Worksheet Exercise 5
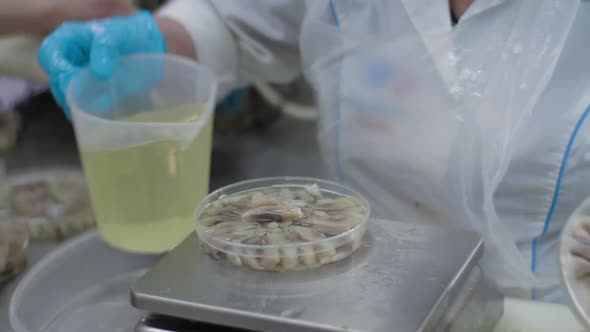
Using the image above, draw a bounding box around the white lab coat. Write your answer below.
[159,0,305,98]
[159,0,590,303]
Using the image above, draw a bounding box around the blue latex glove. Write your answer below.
[38,11,166,117]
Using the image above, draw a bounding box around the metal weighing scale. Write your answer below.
[131,219,504,332]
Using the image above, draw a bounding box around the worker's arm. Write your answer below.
[0,0,133,36]
[37,0,306,114]
[0,0,49,35]
[157,0,306,97]
[154,17,197,60]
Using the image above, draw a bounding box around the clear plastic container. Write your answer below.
[195,177,370,271]
[9,230,159,332]
[0,221,28,285]
[2,169,95,241]
[67,54,217,253]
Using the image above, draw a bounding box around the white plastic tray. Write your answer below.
[9,230,159,332]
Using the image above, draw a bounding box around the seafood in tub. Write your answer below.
[0,222,28,285]
[2,170,95,241]
[0,111,19,153]
[195,179,369,272]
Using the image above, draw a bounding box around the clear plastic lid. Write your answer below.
[1,169,95,241]
[195,177,370,271]
[0,221,28,285]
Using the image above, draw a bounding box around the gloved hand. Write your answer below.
[38,10,166,117]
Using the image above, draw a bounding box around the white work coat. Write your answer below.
[159,0,590,303]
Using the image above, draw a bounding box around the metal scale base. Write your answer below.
[131,219,504,332]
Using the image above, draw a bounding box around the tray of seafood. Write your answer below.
[0,169,95,241]
[0,221,28,285]
[195,177,369,272]
[0,111,19,153]
[560,196,590,330]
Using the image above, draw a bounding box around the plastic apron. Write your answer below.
[301,0,589,302]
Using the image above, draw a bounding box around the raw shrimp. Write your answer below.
[197,183,368,271]
[5,171,95,240]
[0,223,28,285]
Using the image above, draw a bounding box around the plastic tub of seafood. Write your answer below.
[0,111,19,152]
[1,169,95,241]
[195,177,370,271]
[560,197,590,330]
[0,221,28,285]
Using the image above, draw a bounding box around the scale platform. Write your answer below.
[131,218,503,332]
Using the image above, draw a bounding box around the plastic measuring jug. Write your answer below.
[67,54,217,253]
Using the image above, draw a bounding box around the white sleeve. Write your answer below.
[158,0,306,96]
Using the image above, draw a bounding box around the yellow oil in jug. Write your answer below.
[80,104,213,253]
